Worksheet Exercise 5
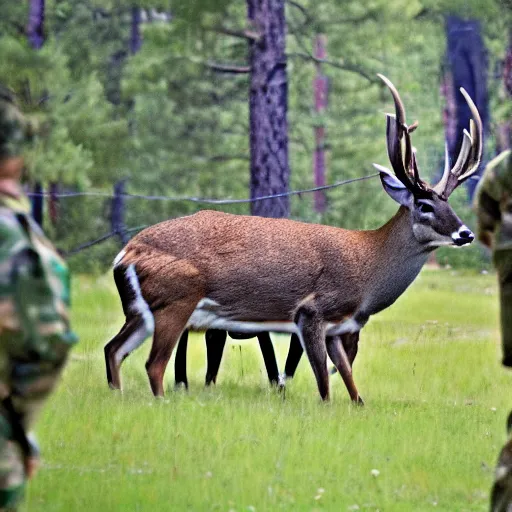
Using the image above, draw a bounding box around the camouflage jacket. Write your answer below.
[0,194,77,362]
[474,151,512,252]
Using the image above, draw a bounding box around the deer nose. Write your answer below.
[452,225,474,246]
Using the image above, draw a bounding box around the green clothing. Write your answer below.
[477,152,512,512]
[491,435,512,512]
[0,193,77,509]
[474,150,512,252]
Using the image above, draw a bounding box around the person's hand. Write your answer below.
[24,434,40,479]
[24,454,40,479]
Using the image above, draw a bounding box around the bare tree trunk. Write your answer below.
[27,0,45,49]
[313,34,328,213]
[445,16,489,199]
[27,0,46,225]
[247,0,290,218]
[130,6,142,55]
[497,29,512,152]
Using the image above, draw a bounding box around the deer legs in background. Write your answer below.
[174,329,280,390]
[174,328,362,403]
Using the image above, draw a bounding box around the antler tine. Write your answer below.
[434,88,483,198]
[411,147,421,185]
[379,74,420,191]
[377,73,406,129]
[385,114,415,190]
[433,142,452,195]
[457,88,483,180]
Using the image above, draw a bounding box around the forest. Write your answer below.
[1,0,511,271]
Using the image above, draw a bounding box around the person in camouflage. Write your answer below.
[474,149,512,512]
[0,86,77,510]
[475,149,512,366]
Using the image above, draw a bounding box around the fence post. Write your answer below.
[31,182,44,227]
[111,180,128,245]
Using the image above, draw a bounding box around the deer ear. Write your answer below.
[373,164,413,207]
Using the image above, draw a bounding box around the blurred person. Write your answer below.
[474,149,512,512]
[475,149,512,366]
[0,86,77,510]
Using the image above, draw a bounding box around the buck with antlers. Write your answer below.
[105,74,482,402]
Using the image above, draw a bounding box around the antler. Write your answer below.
[377,74,429,195]
[433,88,483,198]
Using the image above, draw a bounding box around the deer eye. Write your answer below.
[417,201,435,214]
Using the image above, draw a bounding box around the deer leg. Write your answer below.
[326,335,363,404]
[256,332,279,386]
[282,333,304,383]
[174,330,189,389]
[295,306,329,401]
[329,332,360,375]
[105,263,155,390]
[205,329,227,386]
[145,302,197,397]
[105,314,154,391]
[343,332,359,366]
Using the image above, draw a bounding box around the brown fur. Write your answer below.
[109,195,470,401]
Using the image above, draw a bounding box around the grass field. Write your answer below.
[21,269,511,511]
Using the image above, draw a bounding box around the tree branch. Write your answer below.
[287,0,308,16]
[288,52,375,83]
[206,25,262,42]
[205,62,251,74]
[209,154,249,162]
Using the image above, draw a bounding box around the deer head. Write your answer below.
[374,74,482,249]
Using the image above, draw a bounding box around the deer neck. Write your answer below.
[359,206,431,315]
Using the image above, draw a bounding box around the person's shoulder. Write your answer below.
[477,150,511,198]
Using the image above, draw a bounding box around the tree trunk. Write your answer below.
[31,182,44,227]
[445,16,489,199]
[497,29,512,152]
[130,7,142,55]
[313,34,328,213]
[27,0,45,49]
[247,0,290,218]
[27,1,46,225]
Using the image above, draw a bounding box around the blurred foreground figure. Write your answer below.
[475,150,512,365]
[474,150,512,512]
[0,87,77,510]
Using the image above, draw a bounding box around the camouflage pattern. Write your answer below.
[0,88,33,161]
[475,152,512,511]
[0,194,77,509]
[474,150,512,252]
[491,413,512,512]
[474,151,512,366]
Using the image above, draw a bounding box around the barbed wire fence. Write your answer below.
[27,172,382,258]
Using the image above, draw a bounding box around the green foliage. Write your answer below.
[0,0,509,272]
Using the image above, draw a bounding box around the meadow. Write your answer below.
[23,269,511,511]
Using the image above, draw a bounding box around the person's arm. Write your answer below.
[475,189,500,248]
[474,150,512,249]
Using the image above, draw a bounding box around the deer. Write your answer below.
[173,329,356,392]
[104,74,482,402]
[173,329,283,388]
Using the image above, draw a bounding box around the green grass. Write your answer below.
[22,269,511,511]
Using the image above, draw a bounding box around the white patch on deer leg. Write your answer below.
[114,323,151,366]
[188,300,301,335]
[327,317,361,336]
[126,265,155,332]
[278,373,287,387]
[115,265,155,365]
